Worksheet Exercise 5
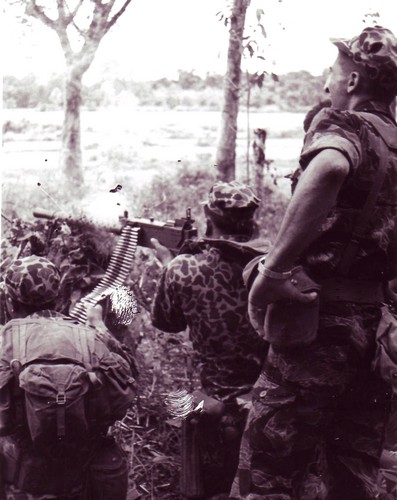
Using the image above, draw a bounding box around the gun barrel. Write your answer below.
[33,209,198,250]
[32,208,64,220]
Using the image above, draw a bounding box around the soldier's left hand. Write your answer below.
[248,274,317,334]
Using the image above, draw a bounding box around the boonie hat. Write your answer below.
[5,255,61,305]
[330,26,397,95]
[204,180,260,216]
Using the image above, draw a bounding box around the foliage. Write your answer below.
[1,163,286,498]
[3,70,326,112]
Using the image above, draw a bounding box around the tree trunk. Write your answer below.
[216,0,249,181]
[61,67,84,187]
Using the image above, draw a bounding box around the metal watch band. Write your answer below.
[257,259,293,280]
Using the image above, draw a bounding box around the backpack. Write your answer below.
[0,317,136,450]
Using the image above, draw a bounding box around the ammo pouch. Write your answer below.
[243,260,321,349]
[264,266,321,349]
[372,305,397,391]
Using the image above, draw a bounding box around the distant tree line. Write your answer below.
[3,69,326,112]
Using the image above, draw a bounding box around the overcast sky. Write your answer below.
[3,0,397,82]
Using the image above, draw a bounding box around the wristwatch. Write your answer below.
[257,257,293,280]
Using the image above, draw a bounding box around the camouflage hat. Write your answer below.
[5,256,61,305]
[204,180,260,216]
[330,26,397,95]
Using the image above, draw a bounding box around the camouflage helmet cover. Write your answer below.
[5,255,61,305]
[204,180,260,217]
[330,26,397,95]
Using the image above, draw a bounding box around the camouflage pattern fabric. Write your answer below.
[230,303,391,500]
[152,245,268,401]
[230,101,397,499]
[4,256,61,305]
[204,180,260,216]
[331,26,397,95]
[297,100,397,281]
[152,243,268,497]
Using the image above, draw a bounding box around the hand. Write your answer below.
[248,274,317,334]
[151,238,173,265]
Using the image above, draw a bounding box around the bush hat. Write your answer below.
[204,180,260,216]
[5,255,61,305]
[331,26,397,95]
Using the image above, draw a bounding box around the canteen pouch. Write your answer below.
[372,305,397,391]
[264,265,321,348]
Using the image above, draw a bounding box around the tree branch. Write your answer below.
[106,0,133,32]
[63,0,85,26]
[26,0,56,29]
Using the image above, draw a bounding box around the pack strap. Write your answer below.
[56,383,66,439]
[337,123,390,276]
[71,327,93,370]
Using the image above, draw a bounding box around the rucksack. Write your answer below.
[0,317,136,450]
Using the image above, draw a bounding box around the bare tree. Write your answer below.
[216,0,250,181]
[21,0,132,186]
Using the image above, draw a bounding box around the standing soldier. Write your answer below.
[231,26,397,499]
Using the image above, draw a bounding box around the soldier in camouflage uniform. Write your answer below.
[151,181,269,498]
[231,26,397,499]
[0,256,132,500]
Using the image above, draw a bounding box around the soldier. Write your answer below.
[151,181,269,499]
[0,255,135,500]
[231,26,397,499]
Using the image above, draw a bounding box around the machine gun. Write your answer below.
[33,208,198,324]
[32,208,198,253]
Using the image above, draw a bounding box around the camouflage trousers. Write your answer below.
[230,303,392,500]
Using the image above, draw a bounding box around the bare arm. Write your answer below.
[265,149,350,272]
[248,149,350,331]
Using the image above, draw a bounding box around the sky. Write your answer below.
[2,0,397,83]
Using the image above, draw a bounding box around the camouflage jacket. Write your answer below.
[296,100,397,280]
[151,242,268,401]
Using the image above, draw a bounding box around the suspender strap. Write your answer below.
[337,125,390,276]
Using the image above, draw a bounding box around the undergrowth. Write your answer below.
[1,165,287,499]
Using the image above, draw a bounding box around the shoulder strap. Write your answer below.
[337,118,391,276]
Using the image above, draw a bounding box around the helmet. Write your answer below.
[5,255,61,305]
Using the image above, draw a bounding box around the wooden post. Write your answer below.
[252,128,267,199]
